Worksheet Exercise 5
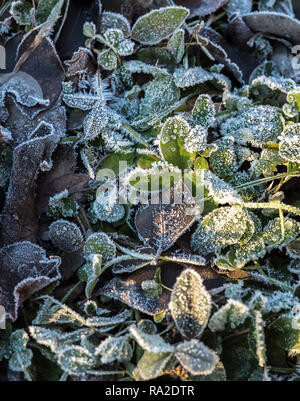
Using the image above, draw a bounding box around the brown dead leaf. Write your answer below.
[0,241,61,321]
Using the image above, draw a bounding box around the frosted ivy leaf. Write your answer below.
[220,105,283,147]
[210,137,236,178]
[48,190,79,218]
[160,116,195,169]
[170,269,211,339]
[249,310,266,367]
[184,125,208,153]
[192,94,216,129]
[57,345,96,375]
[208,300,249,332]
[95,335,132,364]
[140,75,180,118]
[173,67,213,88]
[203,170,243,205]
[129,325,175,353]
[167,29,185,64]
[83,102,109,139]
[226,0,253,17]
[9,349,33,373]
[258,0,294,17]
[100,11,131,37]
[278,124,300,163]
[10,330,29,352]
[10,1,32,25]
[63,92,98,111]
[98,50,118,71]
[84,232,116,264]
[136,351,172,381]
[132,7,189,45]
[263,217,300,247]
[175,340,218,376]
[49,220,83,253]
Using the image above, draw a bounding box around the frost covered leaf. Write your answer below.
[48,190,79,218]
[160,117,195,169]
[263,217,300,247]
[49,220,83,253]
[10,1,32,25]
[269,316,300,356]
[192,94,215,129]
[83,232,116,264]
[0,242,61,321]
[175,0,228,18]
[131,7,189,45]
[203,170,243,205]
[167,29,185,64]
[173,67,213,88]
[258,0,294,16]
[278,124,300,163]
[0,133,62,245]
[136,351,172,381]
[10,330,29,352]
[135,191,197,252]
[83,102,109,140]
[63,92,98,111]
[57,345,96,375]
[95,335,132,364]
[98,49,118,70]
[140,75,180,118]
[175,340,218,376]
[209,300,249,332]
[220,105,283,147]
[129,325,175,353]
[170,269,211,339]
[9,349,33,373]
[248,310,266,367]
[226,0,253,17]
[243,12,300,44]
[209,137,236,178]
[100,11,131,37]
[191,206,252,256]
[93,186,125,223]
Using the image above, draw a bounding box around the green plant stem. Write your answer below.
[235,172,300,190]
[243,202,300,217]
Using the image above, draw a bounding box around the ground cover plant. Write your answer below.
[0,0,300,381]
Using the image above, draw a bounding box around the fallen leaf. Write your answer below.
[99,263,224,316]
[0,241,61,321]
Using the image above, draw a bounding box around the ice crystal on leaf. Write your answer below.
[49,220,83,253]
[129,325,175,353]
[100,11,131,37]
[131,7,189,45]
[192,94,216,129]
[278,124,300,163]
[220,105,283,147]
[170,269,211,339]
[173,67,213,88]
[57,345,96,376]
[167,29,185,64]
[95,335,133,364]
[203,170,243,205]
[209,136,236,178]
[48,190,79,218]
[175,340,219,376]
[263,217,300,248]
[83,102,109,140]
[83,232,116,264]
[226,0,253,17]
[208,300,249,332]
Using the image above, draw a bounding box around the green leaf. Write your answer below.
[167,29,185,64]
[209,300,249,332]
[192,94,215,129]
[84,233,116,264]
[132,7,189,45]
[160,116,195,169]
[57,345,95,375]
[9,349,33,372]
[98,49,118,70]
[100,11,131,37]
[136,351,172,380]
[95,335,132,364]
[129,325,174,353]
[104,28,124,46]
[278,124,300,163]
[175,340,218,376]
[170,269,211,339]
[10,1,32,25]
